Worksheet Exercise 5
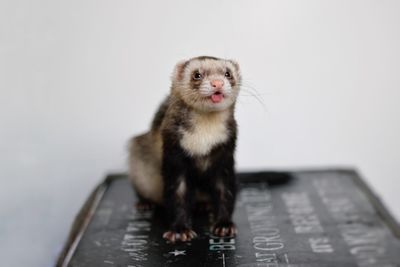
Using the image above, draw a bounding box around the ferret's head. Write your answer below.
[171,56,241,112]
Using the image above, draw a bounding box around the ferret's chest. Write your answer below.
[179,112,230,156]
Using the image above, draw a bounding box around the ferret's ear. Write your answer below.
[229,59,240,72]
[171,60,187,82]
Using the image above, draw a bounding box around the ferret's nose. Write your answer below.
[211,79,224,90]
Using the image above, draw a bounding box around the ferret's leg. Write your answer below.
[162,176,197,243]
[210,165,237,237]
[161,142,197,243]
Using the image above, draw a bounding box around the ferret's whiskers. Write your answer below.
[237,84,267,111]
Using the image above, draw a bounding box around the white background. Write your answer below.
[1,1,399,266]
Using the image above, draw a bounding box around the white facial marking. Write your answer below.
[174,58,240,112]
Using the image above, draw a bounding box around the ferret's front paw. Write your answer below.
[163,229,198,243]
[212,221,237,237]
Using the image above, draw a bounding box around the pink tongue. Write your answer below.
[211,94,223,103]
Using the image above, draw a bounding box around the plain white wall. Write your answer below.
[1,1,399,266]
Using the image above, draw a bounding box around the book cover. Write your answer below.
[58,170,400,267]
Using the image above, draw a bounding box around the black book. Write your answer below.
[57,169,400,267]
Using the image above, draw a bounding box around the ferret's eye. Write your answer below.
[225,71,232,79]
[193,71,202,80]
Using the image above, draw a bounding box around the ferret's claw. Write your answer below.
[163,229,198,243]
[212,222,237,237]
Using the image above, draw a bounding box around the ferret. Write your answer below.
[128,56,241,243]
